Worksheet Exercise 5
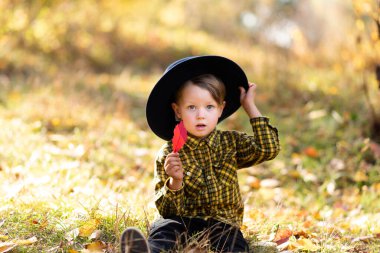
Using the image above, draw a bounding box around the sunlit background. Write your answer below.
[0,0,379,252]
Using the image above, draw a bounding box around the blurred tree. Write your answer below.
[352,0,380,141]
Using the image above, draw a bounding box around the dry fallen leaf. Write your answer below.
[354,170,368,182]
[0,234,8,241]
[13,236,38,246]
[293,229,311,239]
[303,146,319,158]
[276,239,290,251]
[282,237,319,252]
[308,109,326,120]
[85,240,107,252]
[246,176,261,189]
[373,183,380,193]
[0,236,37,253]
[351,235,377,244]
[302,220,314,228]
[65,228,80,241]
[246,209,267,221]
[0,242,16,253]
[312,211,322,220]
[89,230,102,240]
[260,178,280,188]
[294,238,319,251]
[79,219,100,237]
[271,228,293,245]
[47,246,60,252]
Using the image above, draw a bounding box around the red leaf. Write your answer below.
[172,121,187,153]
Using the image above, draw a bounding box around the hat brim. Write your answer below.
[146,55,248,141]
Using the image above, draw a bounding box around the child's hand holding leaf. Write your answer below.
[164,153,184,190]
[164,121,187,190]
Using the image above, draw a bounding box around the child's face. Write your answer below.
[171,84,225,138]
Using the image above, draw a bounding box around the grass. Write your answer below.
[0,75,158,252]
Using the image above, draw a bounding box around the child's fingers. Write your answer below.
[172,165,182,172]
[246,83,257,99]
[174,167,183,174]
[166,154,180,161]
[165,153,180,164]
[165,159,181,169]
[248,82,257,90]
[164,154,183,176]
[168,165,183,179]
[239,86,246,101]
[167,152,180,157]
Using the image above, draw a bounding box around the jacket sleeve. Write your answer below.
[153,143,185,217]
[234,117,280,168]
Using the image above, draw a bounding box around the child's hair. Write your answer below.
[174,74,226,105]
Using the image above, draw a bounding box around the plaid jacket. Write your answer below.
[153,117,280,226]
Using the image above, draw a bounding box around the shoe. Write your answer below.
[120,227,151,253]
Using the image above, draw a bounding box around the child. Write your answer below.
[121,55,280,253]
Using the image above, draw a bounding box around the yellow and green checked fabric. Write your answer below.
[153,117,280,226]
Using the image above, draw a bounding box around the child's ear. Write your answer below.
[218,101,226,118]
[171,103,181,120]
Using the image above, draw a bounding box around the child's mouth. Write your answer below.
[196,124,206,130]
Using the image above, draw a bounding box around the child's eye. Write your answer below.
[187,105,196,110]
[206,105,215,110]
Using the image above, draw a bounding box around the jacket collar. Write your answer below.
[185,129,220,151]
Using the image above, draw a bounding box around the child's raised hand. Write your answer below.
[239,82,262,118]
[239,82,256,107]
[164,152,184,181]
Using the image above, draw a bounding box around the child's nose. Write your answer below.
[196,108,205,119]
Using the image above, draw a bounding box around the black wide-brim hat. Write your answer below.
[146,55,249,141]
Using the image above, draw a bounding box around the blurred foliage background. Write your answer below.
[1,0,379,178]
[0,0,380,252]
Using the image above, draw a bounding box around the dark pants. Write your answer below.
[147,216,249,253]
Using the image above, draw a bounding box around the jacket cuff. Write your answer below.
[250,117,269,126]
[164,177,184,193]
